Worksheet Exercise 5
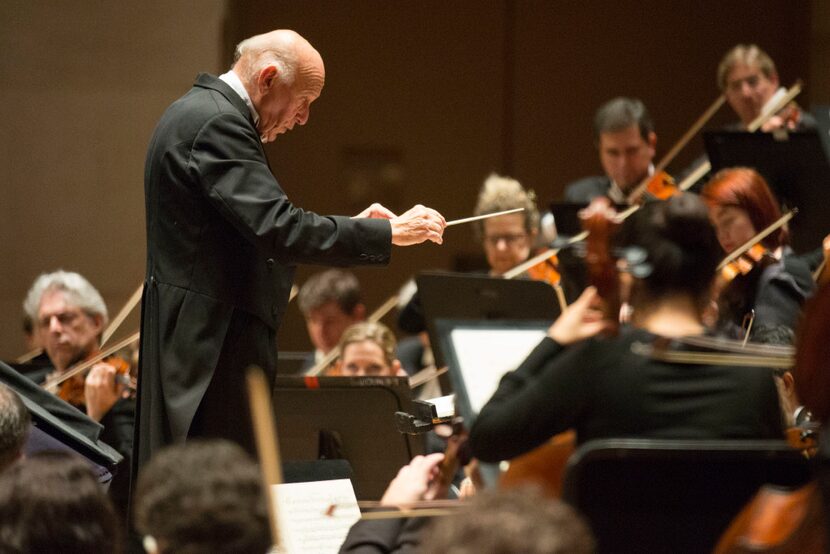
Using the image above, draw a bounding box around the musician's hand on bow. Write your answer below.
[84,362,125,422]
[390,204,446,246]
[353,202,397,220]
[548,286,612,345]
[379,453,446,507]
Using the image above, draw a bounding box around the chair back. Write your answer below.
[561,438,812,554]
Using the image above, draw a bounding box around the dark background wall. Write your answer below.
[1,0,826,359]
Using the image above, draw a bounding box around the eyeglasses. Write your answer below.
[483,233,528,247]
[37,310,84,330]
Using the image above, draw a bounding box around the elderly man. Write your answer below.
[563,97,657,205]
[718,44,815,132]
[139,30,446,469]
[297,269,366,371]
[22,271,134,460]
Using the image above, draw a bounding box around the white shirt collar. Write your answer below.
[609,164,655,204]
[218,70,260,125]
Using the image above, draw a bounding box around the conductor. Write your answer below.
[137,29,446,470]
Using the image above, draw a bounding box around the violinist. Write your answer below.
[563,97,657,205]
[469,194,784,463]
[396,173,541,376]
[718,44,815,133]
[297,269,366,373]
[22,271,135,461]
[701,167,815,337]
[474,173,541,275]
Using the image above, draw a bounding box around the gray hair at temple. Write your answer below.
[473,173,540,240]
[232,30,299,86]
[717,44,778,91]
[298,269,362,316]
[0,383,30,472]
[22,270,108,326]
[593,97,654,143]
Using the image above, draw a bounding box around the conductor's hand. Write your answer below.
[390,204,446,246]
[380,453,446,507]
[84,362,126,422]
[353,202,398,220]
[548,286,612,345]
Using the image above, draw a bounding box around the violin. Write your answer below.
[42,331,139,405]
[525,254,562,287]
[54,353,133,407]
[713,210,797,332]
[640,171,679,201]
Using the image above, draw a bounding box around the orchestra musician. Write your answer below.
[297,270,366,372]
[474,173,541,276]
[700,167,815,337]
[468,194,784,463]
[395,173,541,380]
[718,44,816,132]
[331,321,407,378]
[563,97,657,205]
[22,271,134,459]
[138,29,446,473]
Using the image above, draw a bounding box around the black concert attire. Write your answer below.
[469,327,784,463]
[719,250,815,339]
[138,72,391,471]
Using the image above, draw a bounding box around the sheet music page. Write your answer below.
[270,479,360,554]
[450,328,547,414]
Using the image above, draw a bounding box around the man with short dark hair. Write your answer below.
[298,269,366,371]
[564,97,657,205]
[0,384,30,472]
[134,440,269,554]
[718,44,815,132]
[0,451,123,553]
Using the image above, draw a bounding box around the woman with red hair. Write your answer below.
[701,167,814,337]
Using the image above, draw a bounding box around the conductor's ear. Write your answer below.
[258,65,278,93]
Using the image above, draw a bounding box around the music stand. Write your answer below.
[433,318,550,426]
[811,105,830,161]
[433,318,551,488]
[271,375,423,500]
[416,272,560,374]
[0,361,123,484]
[704,130,830,254]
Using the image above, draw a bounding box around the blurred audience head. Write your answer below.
[0,451,121,554]
[134,439,270,554]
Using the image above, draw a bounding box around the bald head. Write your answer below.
[232,30,325,142]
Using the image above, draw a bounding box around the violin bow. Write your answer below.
[627,94,726,204]
[246,366,284,549]
[717,209,797,271]
[630,341,793,368]
[101,283,144,346]
[41,331,140,393]
[677,81,804,193]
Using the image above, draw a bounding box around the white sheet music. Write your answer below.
[270,479,360,554]
[450,328,547,414]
